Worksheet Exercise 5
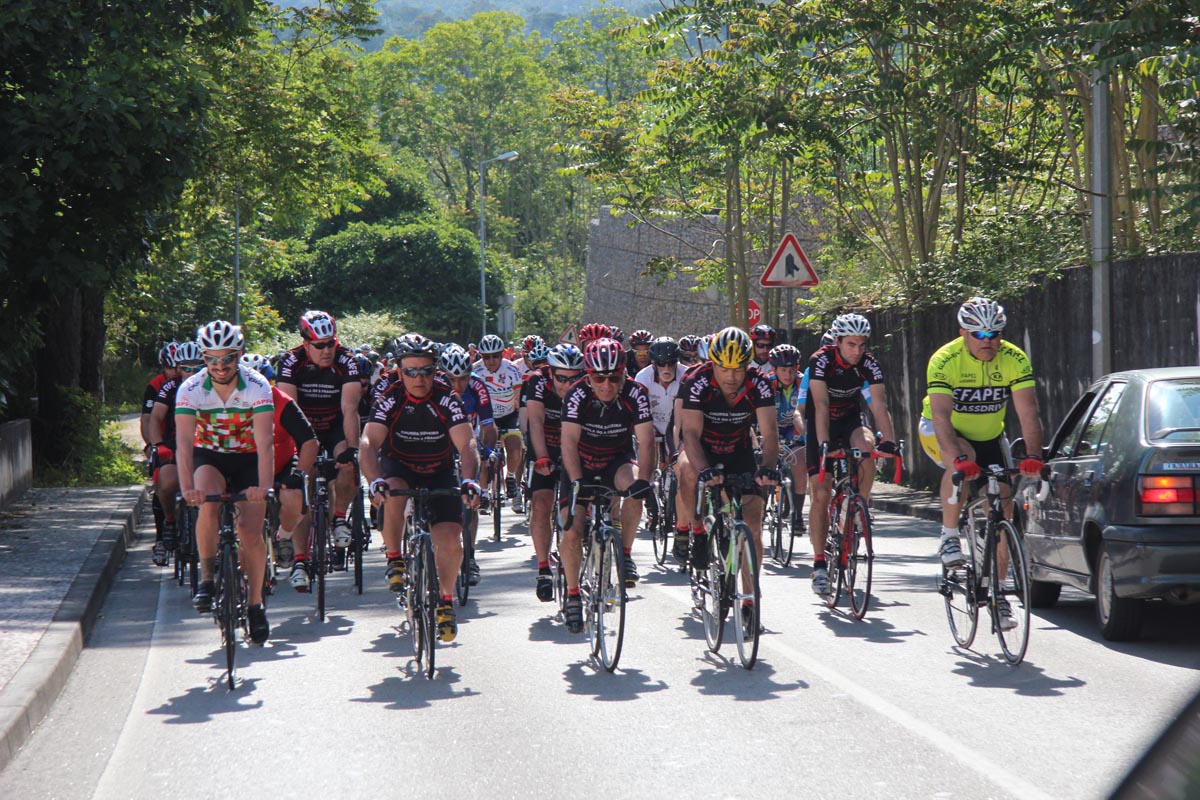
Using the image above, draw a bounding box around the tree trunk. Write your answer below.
[35,288,90,469]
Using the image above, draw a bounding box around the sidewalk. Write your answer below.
[869,480,943,523]
[0,485,146,772]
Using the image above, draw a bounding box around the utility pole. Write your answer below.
[1091,65,1112,379]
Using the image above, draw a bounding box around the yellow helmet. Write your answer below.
[709,326,753,369]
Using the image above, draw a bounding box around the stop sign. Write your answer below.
[747,299,762,330]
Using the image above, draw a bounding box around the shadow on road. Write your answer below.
[816,605,925,645]
[948,648,1087,696]
[353,668,480,709]
[691,656,807,699]
[528,616,576,645]
[268,612,355,646]
[146,677,264,723]
[561,662,668,700]
[1036,596,1200,669]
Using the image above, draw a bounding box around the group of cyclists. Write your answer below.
[140,294,1045,652]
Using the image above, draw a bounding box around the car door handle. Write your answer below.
[1083,470,1095,488]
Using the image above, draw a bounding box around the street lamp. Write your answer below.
[479,150,519,337]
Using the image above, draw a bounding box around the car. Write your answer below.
[1019,367,1200,641]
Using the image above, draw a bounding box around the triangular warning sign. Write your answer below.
[559,324,578,345]
[760,233,818,288]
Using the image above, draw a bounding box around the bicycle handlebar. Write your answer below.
[948,465,1042,505]
[563,482,629,530]
[817,442,905,485]
[692,467,757,516]
[201,491,274,503]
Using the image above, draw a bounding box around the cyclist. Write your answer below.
[276,310,362,566]
[627,329,654,377]
[678,335,702,368]
[517,334,545,378]
[805,313,898,597]
[677,327,779,606]
[440,343,496,585]
[526,343,585,601]
[920,297,1044,628]
[578,322,612,347]
[175,321,274,644]
[750,324,776,380]
[632,336,687,559]
[362,334,481,643]
[146,342,203,565]
[560,338,656,631]
[770,343,808,531]
[141,342,179,456]
[474,334,525,513]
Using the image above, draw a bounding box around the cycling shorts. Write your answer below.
[273,455,299,489]
[529,461,562,493]
[806,413,868,477]
[703,448,761,497]
[316,425,346,456]
[193,448,259,493]
[572,453,634,503]
[918,416,1011,472]
[495,411,521,438]
[379,457,463,526]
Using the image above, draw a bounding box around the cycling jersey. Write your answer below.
[921,337,1035,441]
[153,377,184,446]
[752,359,776,381]
[276,344,361,435]
[772,377,804,443]
[142,372,170,416]
[175,367,274,453]
[562,379,652,471]
[439,373,495,431]
[633,365,680,437]
[803,344,884,424]
[354,354,374,418]
[473,358,523,418]
[369,382,469,475]
[270,385,316,476]
[679,362,773,457]
[372,369,398,407]
[527,371,572,459]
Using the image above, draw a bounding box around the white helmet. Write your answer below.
[196,320,244,351]
[240,353,270,372]
[957,297,1007,332]
[439,345,472,377]
[830,313,871,338]
[478,334,505,355]
[300,310,337,341]
[174,342,203,364]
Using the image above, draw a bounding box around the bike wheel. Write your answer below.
[582,536,601,656]
[993,519,1031,665]
[824,507,843,610]
[942,516,979,648]
[422,536,438,678]
[701,530,725,653]
[492,468,502,542]
[845,497,874,620]
[732,525,761,669]
[457,509,474,606]
[352,486,366,595]
[596,532,626,672]
[313,504,328,622]
[651,481,670,567]
[219,542,238,690]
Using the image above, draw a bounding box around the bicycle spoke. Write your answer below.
[846,497,874,620]
[596,534,626,672]
[732,527,760,669]
[993,520,1031,665]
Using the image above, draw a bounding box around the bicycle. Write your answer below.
[202,492,265,690]
[817,442,901,620]
[454,456,477,606]
[648,445,678,568]
[382,486,463,679]
[765,444,799,567]
[308,451,341,622]
[691,470,761,669]
[350,469,367,595]
[565,482,628,673]
[939,466,1034,665]
[484,448,506,542]
[173,492,199,594]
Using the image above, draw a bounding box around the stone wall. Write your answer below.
[0,420,32,508]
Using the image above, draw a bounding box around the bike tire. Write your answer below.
[408,545,425,665]
[492,467,502,542]
[846,497,874,620]
[352,486,366,595]
[824,505,844,610]
[732,525,760,669]
[701,529,725,653]
[596,532,626,672]
[219,541,238,690]
[943,512,979,647]
[993,519,1031,665]
[651,477,670,566]
[457,508,474,606]
[768,489,785,566]
[778,479,794,568]
[422,536,438,678]
[313,502,327,623]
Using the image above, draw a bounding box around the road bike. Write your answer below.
[454,456,476,606]
[939,466,1034,665]
[765,444,801,567]
[308,451,344,622]
[202,492,262,690]
[173,492,199,594]
[691,471,761,669]
[565,482,628,673]
[817,442,902,620]
[483,448,506,542]
[648,444,677,568]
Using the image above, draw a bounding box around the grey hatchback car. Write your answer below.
[1020,367,1200,641]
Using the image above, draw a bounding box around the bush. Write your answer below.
[35,389,142,487]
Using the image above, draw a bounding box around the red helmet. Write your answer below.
[521,334,545,354]
[579,322,612,344]
[629,329,653,346]
[583,338,625,373]
[300,310,337,341]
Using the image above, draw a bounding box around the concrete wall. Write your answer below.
[0,419,33,508]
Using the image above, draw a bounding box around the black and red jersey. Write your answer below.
[679,362,774,457]
[520,365,549,407]
[153,377,182,444]
[276,344,361,435]
[369,382,469,475]
[803,344,884,423]
[562,378,651,471]
[527,371,580,458]
[143,372,170,415]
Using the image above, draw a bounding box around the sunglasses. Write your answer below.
[306,338,337,350]
[553,372,582,383]
[482,354,503,360]
[679,354,698,363]
[179,364,202,373]
[970,330,1001,341]
[653,359,678,368]
[590,373,622,384]
[203,354,238,367]
[402,366,437,378]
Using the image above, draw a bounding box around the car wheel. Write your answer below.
[1096,547,1143,641]
[1029,579,1062,609]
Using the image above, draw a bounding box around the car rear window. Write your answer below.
[1147,379,1200,442]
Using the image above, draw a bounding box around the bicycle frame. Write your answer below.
[566,483,628,672]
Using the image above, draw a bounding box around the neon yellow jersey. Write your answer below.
[920,338,1035,441]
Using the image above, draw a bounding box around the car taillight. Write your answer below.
[1139,475,1198,515]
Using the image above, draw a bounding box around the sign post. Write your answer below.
[760,233,818,289]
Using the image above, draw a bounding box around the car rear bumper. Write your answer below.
[1105,525,1200,599]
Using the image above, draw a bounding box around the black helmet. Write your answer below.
[648,336,679,365]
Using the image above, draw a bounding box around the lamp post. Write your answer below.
[478,150,519,338]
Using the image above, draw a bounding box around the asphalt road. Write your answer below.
[2,506,1197,800]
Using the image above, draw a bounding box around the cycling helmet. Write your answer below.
[521,334,545,354]
[957,296,1007,332]
[158,342,179,367]
[697,334,713,362]
[609,325,624,343]
[547,343,584,370]
[578,322,612,344]
[678,335,701,355]
[830,313,871,338]
[396,333,439,360]
[583,338,625,373]
[240,353,269,372]
[439,345,472,377]
[300,310,336,341]
[819,329,837,348]
[648,336,679,364]
[196,320,244,352]
[528,342,550,364]
[478,334,505,355]
[751,323,775,344]
[629,329,653,346]
[174,342,202,365]
[769,344,801,367]
[709,327,753,368]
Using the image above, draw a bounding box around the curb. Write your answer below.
[870,491,944,524]
[0,485,147,772]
